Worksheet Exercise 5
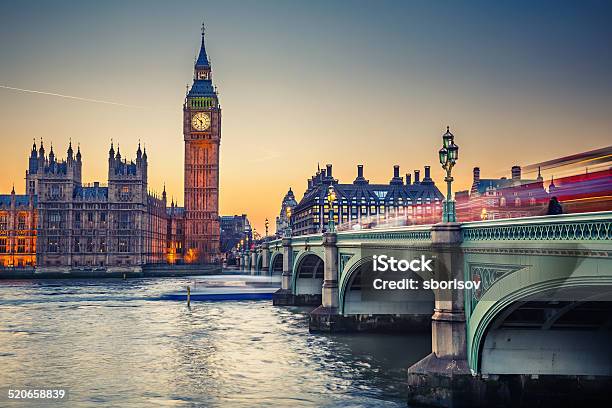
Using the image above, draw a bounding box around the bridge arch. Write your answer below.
[469,275,612,376]
[339,256,434,317]
[269,251,283,275]
[292,252,324,295]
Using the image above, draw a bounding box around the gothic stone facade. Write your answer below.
[0,191,37,268]
[0,28,224,270]
[183,26,221,263]
[24,140,169,272]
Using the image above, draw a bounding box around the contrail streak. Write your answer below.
[0,84,144,108]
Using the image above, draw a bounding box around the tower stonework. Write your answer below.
[183,26,221,263]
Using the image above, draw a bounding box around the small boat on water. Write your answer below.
[163,286,278,301]
[162,275,281,301]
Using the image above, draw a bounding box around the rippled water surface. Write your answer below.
[0,276,430,407]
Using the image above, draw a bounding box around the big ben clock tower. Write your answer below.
[183,24,221,263]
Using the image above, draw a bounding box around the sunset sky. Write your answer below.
[1,1,611,234]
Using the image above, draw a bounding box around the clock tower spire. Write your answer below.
[183,23,221,264]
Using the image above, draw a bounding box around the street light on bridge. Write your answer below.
[265,218,269,238]
[284,206,292,237]
[327,185,337,232]
[439,126,459,223]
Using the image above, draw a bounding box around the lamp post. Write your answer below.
[284,206,292,237]
[265,218,269,238]
[438,126,459,223]
[327,185,337,232]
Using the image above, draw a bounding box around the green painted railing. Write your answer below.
[462,211,612,242]
[336,225,432,243]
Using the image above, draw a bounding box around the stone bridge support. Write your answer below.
[261,242,270,275]
[309,232,342,330]
[242,252,249,272]
[272,237,294,305]
[406,223,474,407]
[250,251,257,275]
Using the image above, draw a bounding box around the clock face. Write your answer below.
[191,112,211,131]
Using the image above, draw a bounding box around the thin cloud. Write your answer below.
[0,84,144,109]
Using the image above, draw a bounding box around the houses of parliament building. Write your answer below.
[0,27,221,271]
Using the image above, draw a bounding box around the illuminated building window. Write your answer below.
[18,214,26,230]
[0,238,6,253]
[120,186,130,201]
[0,215,7,230]
[17,239,25,253]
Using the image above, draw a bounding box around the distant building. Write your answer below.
[275,188,297,236]
[220,215,252,254]
[291,164,444,236]
[0,188,37,268]
[456,166,549,221]
[166,201,185,264]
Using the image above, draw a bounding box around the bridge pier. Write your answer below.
[309,232,341,331]
[261,242,270,275]
[273,237,295,305]
[407,223,476,407]
[250,251,257,275]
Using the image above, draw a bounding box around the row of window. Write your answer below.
[0,214,29,230]
[47,238,132,253]
[0,238,30,253]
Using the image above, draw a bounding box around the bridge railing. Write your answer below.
[290,233,324,246]
[461,210,612,242]
[336,223,433,243]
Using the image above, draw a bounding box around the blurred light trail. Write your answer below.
[524,145,612,173]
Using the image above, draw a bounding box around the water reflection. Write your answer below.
[0,277,430,407]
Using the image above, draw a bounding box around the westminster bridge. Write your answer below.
[238,211,612,406]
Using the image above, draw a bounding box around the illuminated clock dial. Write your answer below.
[191,112,211,131]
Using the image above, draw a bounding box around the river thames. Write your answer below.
[0,276,430,407]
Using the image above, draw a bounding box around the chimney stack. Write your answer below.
[326,164,333,178]
[405,173,411,185]
[511,165,521,180]
[473,167,480,182]
[394,165,400,178]
[424,166,431,180]
[414,170,420,184]
[354,164,369,184]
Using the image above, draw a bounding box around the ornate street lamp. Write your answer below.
[265,218,269,238]
[284,206,292,237]
[327,185,337,232]
[439,126,459,222]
